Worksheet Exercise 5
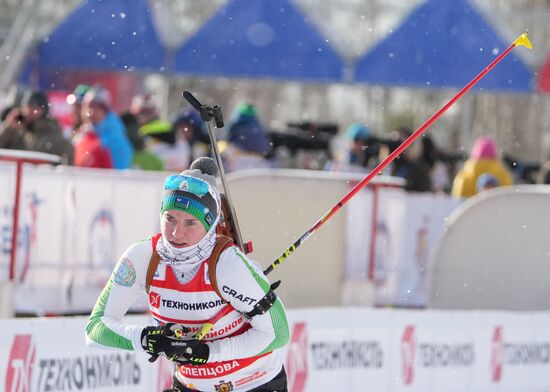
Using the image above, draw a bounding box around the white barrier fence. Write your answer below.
[0,163,166,314]
[430,185,550,311]
[1,159,462,314]
[344,188,460,307]
[1,308,550,392]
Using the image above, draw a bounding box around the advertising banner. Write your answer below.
[388,311,476,391]
[1,309,550,391]
[285,308,389,392]
[0,315,172,392]
[282,308,550,392]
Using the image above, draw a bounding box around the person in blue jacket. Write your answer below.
[81,85,133,169]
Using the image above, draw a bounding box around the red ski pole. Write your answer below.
[194,32,532,340]
[265,32,532,273]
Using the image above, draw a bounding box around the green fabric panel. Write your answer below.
[259,299,290,354]
[233,248,290,354]
[86,279,134,351]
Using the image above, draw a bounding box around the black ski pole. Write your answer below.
[182,91,251,253]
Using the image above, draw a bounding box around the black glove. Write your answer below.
[173,339,210,366]
[141,323,190,362]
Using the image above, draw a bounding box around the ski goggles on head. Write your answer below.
[164,174,211,197]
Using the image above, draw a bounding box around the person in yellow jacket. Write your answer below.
[452,136,513,198]
[131,93,191,171]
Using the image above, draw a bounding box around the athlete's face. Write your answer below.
[161,210,207,248]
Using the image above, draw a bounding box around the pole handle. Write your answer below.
[182,91,202,112]
[183,91,225,127]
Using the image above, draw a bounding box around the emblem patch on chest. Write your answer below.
[113,258,136,287]
[214,380,234,392]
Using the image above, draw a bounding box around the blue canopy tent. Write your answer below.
[173,0,344,82]
[353,0,533,92]
[35,0,166,72]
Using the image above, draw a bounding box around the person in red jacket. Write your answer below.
[74,123,113,169]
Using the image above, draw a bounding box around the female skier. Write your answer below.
[86,157,289,391]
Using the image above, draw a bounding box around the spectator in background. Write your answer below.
[347,124,373,167]
[222,103,271,172]
[66,84,90,139]
[73,122,113,169]
[388,128,431,192]
[502,154,539,184]
[131,93,160,128]
[120,112,164,171]
[452,136,513,198]
[348,123,381,170]
[421,135,452,193]
[132,93,190,172]
[476,173,500,193]
[20,90,74,164]
[537,142,550,184]
[81,85,133,169]
[0,104,27,150]
[538,158,550,185]
[172,108,210,161]
[325,122,378,173]
[73,85,113,169]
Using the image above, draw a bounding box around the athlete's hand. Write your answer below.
[141,323,190,362]
[173,339,210,366]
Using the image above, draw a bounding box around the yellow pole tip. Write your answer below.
[514,33,532,49]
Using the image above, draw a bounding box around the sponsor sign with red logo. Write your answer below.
[5,335,36,392]
[284,311,388,392]
[490,326,504,383]
[286,322,308,392]
[479,322,550,391]
[3,306,550,391]
[393,319,475,391]
[401,325,416,385]
[0,316,155,391]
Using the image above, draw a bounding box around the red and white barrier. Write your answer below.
[0,315,173,392]
[1,308,550,391]
[284,308,550,392]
